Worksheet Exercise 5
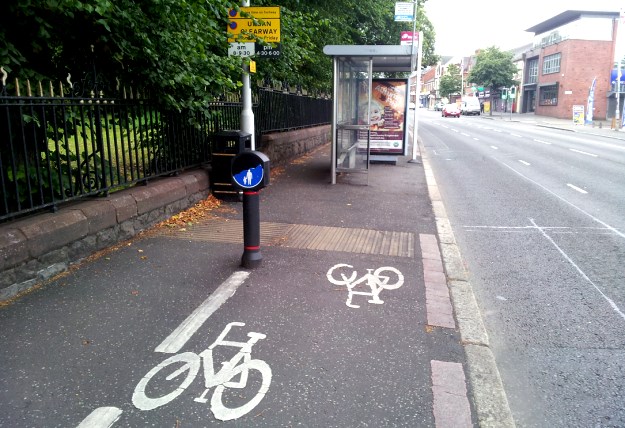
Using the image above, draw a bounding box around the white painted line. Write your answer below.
[530,219,625,321]
[452,129,459,132]
[473,138,480,141]
[567,183,588,194]
[155,271,250,354]
[518,160,530,166]
[490,146,498,150]
[534,139,551,145]
[569,148,598,157]
[493,129,502,133]
[510,133,522,138]
[77,407,123,428]
[461,132,470,137]
[498,161,625,239]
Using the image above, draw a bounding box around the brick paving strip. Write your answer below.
[420,233,455,329]
[431,360,473,428]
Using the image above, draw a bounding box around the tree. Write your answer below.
[467,46,518,115]
[0,0,439,110]
[439,64,462,100]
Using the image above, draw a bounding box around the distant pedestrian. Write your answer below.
[480,102,484,113]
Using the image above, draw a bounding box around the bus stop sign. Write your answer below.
[231,151,270,191]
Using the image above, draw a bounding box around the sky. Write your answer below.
[423,0,621,57]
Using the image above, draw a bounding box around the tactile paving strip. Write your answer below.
[162,217,415,258]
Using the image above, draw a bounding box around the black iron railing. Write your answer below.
[1,84,331,222]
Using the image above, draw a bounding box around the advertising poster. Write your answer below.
[572,105,584,125]
[357,79,407,154]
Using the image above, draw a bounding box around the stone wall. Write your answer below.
[0,125,330,302]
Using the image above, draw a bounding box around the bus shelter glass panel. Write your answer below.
[334,57,372,174]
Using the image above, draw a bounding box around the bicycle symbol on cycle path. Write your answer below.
[78,322,272,426]
[326,263,405,308]
[132,321,272,421]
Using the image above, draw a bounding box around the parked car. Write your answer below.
[434,101,446,111]
[441,103,461,118]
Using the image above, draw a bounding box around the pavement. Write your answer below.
[1,141,501,427]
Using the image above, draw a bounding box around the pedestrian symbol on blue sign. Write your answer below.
[233,165,264,189]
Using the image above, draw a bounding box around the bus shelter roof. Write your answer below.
[323,45,415,73]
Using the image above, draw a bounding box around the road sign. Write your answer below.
[228,7,281,44]
[232,151,270,191]
[394,2,414,21]
[255,43,281,57]
[228,42,255,57]
[400,31,418,46]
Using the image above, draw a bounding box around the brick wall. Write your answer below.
[535,38,614,120]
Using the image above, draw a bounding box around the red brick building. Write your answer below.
[522,10,620,120]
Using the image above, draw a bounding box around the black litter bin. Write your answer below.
[211,130,252,197]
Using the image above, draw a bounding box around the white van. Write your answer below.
[460,97,481,115]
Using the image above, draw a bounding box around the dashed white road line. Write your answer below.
[534,139,551,145]
[567,183,588,194]
[461,132,470,137]
[473,138,480,141]
[510,133,523,138]
[569,148,598,157]
[518,160,530,166]
[490,146,499,150]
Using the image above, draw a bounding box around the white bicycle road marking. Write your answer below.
[133,322,272,421]
[327,264,404,308]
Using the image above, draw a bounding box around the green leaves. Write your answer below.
[467,47,517,90]
[1,0,439,111]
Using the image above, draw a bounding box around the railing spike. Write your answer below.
[15,77,20,96]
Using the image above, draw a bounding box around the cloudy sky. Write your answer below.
[423,0,621,56]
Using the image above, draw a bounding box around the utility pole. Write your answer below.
[241,0,255,148]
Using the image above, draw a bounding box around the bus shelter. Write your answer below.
[323,45,416,184]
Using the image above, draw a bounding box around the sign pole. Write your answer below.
[241,0,255,149]
[410,30,423,163]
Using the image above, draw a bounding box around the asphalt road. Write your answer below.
[419,109,625,427]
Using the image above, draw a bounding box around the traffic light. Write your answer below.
[509,86,516,97]
[501,88,508,100]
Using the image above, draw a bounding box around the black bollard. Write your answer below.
[241,190,262,268]
[231,149,270,269]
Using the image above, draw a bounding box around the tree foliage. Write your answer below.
[467,46,518,91]
[439,64,462,99]
[1,0,439,112]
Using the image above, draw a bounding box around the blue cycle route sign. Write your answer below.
[233,165,264,189]
[231,151,270,191]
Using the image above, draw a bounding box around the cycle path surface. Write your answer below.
[0,144,476,427]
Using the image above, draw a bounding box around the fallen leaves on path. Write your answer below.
[156,195,222,229]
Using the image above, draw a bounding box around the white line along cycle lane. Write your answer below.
[326,263,404,308]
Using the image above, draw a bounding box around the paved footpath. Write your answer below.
[1,144,479,427]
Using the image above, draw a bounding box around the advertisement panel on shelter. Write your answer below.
[357,79,408,155]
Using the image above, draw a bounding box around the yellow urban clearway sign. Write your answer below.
[228,6,281,43]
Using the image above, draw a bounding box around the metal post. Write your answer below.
[410,30,423,163]
[241,0,255,148]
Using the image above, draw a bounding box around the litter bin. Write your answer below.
[211,130,252,197]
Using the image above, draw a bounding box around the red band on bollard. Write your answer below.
[244,191,259,196]
[244,246,260,250]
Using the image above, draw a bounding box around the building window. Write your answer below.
[542,53,561,75]
[539,84,558,106]
[527,58,538,84]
